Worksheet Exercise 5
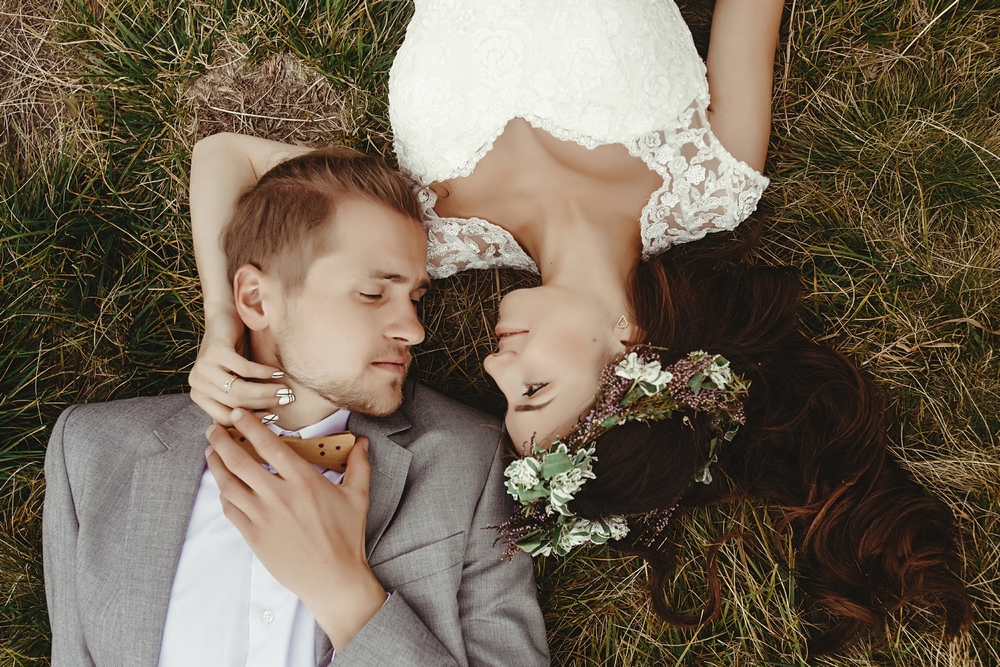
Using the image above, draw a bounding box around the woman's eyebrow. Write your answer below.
[514,399,554,413]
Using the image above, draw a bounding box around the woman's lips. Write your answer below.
[495,328,528,339]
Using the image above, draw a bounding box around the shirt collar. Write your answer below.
[265,409,352,439]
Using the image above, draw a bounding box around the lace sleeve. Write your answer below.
[418,188,539,279]
[629,103,769,258]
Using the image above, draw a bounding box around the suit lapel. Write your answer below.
[113,402,210,667]
[349,410,413,559]
[314,409,412,662]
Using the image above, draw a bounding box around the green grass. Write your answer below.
[1,0,998,664]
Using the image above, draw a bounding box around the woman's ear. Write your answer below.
[621,324,645,347]
[233,264,271,331]
[615,321,644,348]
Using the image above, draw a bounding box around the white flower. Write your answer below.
[615,352,645,380]
[707,357,732,389]
[694,465,713,485]
[504,458,540,491]
[684,164,706,185]
[529,543,553,558]
[554,517,631,555]
[556,521,595,553]
[616,353,674,394]
[549,467,591,516]
[606,516,630,540]
[551,467,587,494]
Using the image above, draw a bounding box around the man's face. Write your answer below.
[270,198,429,416]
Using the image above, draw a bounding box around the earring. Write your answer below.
[616,315,629,329]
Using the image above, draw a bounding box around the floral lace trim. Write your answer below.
[419,187,538,279]
[624,103,769,256]
[417,103,767,278]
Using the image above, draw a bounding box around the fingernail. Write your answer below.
[277,389,295,405]
[261,414,278,425]
[231,408,244,421]
[362,439,369,452]
[204,445,213,459]
[271,371,285,379]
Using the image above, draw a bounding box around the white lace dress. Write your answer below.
[389,0,770,279]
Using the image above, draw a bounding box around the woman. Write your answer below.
[188,0,971,653]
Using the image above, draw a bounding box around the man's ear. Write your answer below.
[233,264,274,331]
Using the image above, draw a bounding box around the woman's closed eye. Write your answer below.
[523,383,548,397]
[361,293,382,301]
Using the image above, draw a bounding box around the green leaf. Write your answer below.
[688,371,705,394]
[519,486,549,502]
[541,451,573,478]
[516,531,544,553]
[600,415,619,428]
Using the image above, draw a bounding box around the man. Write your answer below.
[43,147,549,666]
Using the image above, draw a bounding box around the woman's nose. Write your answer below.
[483,350,514,384]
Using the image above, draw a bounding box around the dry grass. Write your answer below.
[1,0,998,665]
[183,36,359,146]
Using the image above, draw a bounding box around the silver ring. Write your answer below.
[223,374,237,393]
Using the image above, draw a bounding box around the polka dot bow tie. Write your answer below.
[225,427,356,472]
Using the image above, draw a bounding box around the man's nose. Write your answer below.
[387,302,425,345]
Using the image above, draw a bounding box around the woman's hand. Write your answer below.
[189,308,288,425]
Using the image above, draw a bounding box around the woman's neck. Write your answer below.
[519,203,639,317]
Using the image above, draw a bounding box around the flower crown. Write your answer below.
[498,347,749,558]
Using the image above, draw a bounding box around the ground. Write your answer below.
[1,0,998,664]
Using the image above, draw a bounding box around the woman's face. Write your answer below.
[483,286,627,454]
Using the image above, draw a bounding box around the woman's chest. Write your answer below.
[430,119,663,237]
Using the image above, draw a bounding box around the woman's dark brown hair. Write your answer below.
[570,228,973,653]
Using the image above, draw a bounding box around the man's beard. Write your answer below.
[274,345,409,417]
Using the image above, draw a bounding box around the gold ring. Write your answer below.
[223,374,237,393]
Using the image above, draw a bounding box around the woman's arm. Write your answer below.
[704,0,784,173]
[191,132,313,310]
[188,132,313,423]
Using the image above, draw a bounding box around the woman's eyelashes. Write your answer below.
[523,383,548,397]
[360,292,382,301]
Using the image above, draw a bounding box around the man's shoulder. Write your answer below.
[54,393,203,438]
[49,393,207,463]
[402,381,503,440]
[395,381,507,475]
[406,381,501,423]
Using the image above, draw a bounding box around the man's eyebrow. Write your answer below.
[513,399,554,413]
[370,271,431,291]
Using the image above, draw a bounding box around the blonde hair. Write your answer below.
[222,146,423,292]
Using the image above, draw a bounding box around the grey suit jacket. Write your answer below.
[43,381,549,667]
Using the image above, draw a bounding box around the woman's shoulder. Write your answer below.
[629,105,770,258]
[417,187,539,278]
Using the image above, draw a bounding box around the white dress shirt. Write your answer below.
[157,410,350,667]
